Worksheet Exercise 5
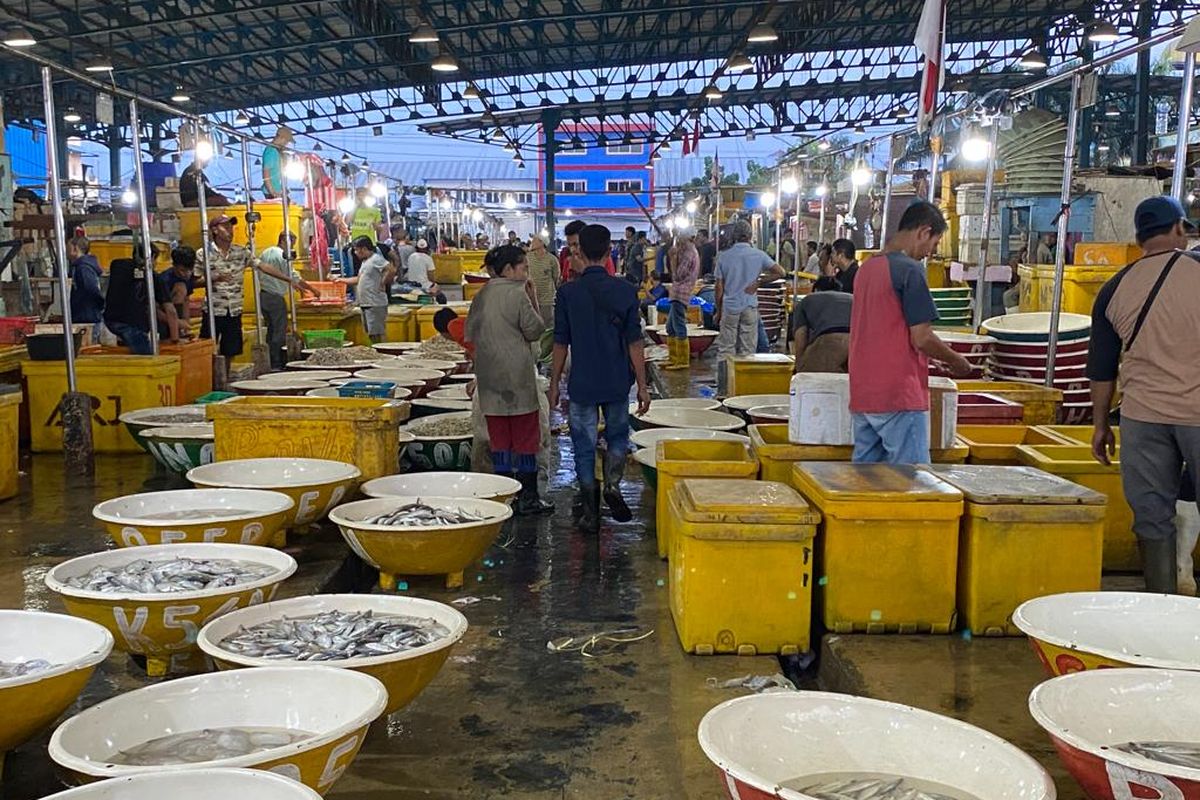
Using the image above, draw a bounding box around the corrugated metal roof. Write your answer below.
[373,159,529,185]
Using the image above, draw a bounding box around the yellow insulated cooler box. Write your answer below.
[1016,445,1136,572]
[725,353,794,396]
[0,390,20,500]
[22,355,181,453]
[668,478,820,655]
[953,380,1062,426]
[792,462,964,634]
[956,424,1076,465]
[655,439,758,560]
[926,464,1106,636]
[750,424,968,484]
[208,396,408,480]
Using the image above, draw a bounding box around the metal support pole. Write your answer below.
[972,122,1002,330]
[240,139,267,373]
[280,165,300,344]
[543,110,560,247]
[383,183,393,231]
[818,194,827,247]
[881,135,897,243]
[1173,51,1197,201]
[195,150,218,353]
[1046,73,1083,386]
[794,191,802,273]
[128,100,160,355]
[42,65,93,475]
[927,134,942,203]
[303,162,323,281]
[774,171,784,261]
[107,126,122,202]
[1133,5,1155,166]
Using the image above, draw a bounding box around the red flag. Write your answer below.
[692,120,701,155]
[914,0,945,133]
[682,133,692,157]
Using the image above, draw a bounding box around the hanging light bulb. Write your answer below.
[337,195,356,214]
[747,23,778,43]
[665,217,676,230]
[284,157,305,181]
[121,187,138,206]
[760,191,776,209]
[440,198,452,210]
[504,194,517,209]
[704,86,724,100]
[1088,20,1119,43]
[817,140,831,151]
[234,110,250,126]
[84,57,113,72]
[363,194,378,207]
[726,52,753,72]
[471,209,483,222]
[851,163,872,186]
[2,27,37,47]
[431,53,459,72]
[674,214,690,229]
[370,181,387,198]
[194,138,214,163]
[685,200,698,213]
[815,184,828,197]
[62,108,81,123]
[409,23,439,43]
[781,176,800,194]
[170,86,191,103]
[463,85,480,100]
[960,126,991,162]
[1018,48,1048,70]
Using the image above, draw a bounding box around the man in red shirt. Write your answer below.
[848,200,971,463]
[561,219,615,282]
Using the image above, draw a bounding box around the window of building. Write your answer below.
[556,140,588,156]
[556,180,587,194]
[606,179,643,193]
[517,192,534,204]
[606,143,644,155]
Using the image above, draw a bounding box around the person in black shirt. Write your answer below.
[104,245,181,354]
[179,161,230,208]
[830,238,859,293]
[697,228,717,277]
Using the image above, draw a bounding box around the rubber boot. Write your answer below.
[1141,534,1180,594]
[663,337,689,370]
[603,449,633,522]
[578,485,601,533]
[515,472,554,516]
[1177,500,1200,596]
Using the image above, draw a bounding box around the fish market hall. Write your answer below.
[2,2,1200,798]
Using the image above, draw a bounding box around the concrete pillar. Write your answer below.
[541,109,561,243]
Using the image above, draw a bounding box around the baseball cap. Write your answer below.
[416,238,428,249]
[1134,196,1196,240]
[208,214,238,229]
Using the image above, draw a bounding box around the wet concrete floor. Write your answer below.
[0,348,1097,799]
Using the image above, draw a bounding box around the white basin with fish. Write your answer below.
[198,594,467,715]
[699,692,1055,800]
[361,471,521,504]
[49,666,386,794]
[92,488,295,547]
[39,769,323,800]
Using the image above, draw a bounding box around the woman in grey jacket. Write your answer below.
[465,245,553,514]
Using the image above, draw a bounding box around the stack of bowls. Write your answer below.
[631,406,745,432]
[931,287,974,328]
[400,411,473,471]
[119,405,208,454]
[932,331,995,379]
[983,312,1092,422]
[629,428,750,487]
[142,423,216,474]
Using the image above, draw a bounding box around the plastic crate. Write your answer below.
[956,424,1075,465]
[0,317,37,344]
[300,281,348,306]
[669,478,819,655]
[194,391,238,404]
[654,440,758,560]
[927,464,1105,636]
[792,462,964,634]
[302,328,347,349]
[337,380,396,399]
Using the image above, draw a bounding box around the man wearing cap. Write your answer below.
[1088,195,1200,594]
[261,126,293,200]
[200,215,251,376]
[404,238,438,295]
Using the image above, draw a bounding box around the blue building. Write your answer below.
[539,123,654,217]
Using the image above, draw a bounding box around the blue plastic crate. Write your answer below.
[337,380,397,399]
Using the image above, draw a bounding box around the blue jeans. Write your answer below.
[756,316,770,353]
[107,322,153,355]
[666,300,688,338]
[852,411,930,464]
[568,399,631,489]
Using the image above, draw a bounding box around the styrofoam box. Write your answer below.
[928,376,959,450]
[789,373,852,445]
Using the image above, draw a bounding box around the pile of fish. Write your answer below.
[307,346,393,366]
[792,774,979,800]
[144,508,257,521]
[363,502,484,526]
[0,659,56,679]
[65,558,278,594]
[1115,740,1200,769]
[415,337,465,357]
[111,726,313,766]
[218,609,451,660]
[408,416,472,438]
[138,412,205,425]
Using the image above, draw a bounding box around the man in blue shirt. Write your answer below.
[551,224,651,533]
[714,219,784,394]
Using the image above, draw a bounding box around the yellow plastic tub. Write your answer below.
[749,424,968,483]
[1016,264,1121,315]
[1017,263,1051,312]
[927,464,1106,636]
[208,396,408,481]
[1037,425,1122,447]
[655,439,758,560]
[0,391,20,501]
[1074,242,1140,267]
[956,424,1076,465]
[22,355,182,453]
[1016,445,1136,571]
[178,203,303,257]
[792,462,964,634]
[725,354,794,396]
[668,478,820,655]
[953,380,1063,425]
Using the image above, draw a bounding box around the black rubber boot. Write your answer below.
[603,450,633,522]
[515,472,554,516]
[578,486,601,533]
[1142,535,1180,594]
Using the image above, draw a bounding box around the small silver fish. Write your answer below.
[110,726,312,766]
[219,609,450,660]
[795,773,979,800]
[66,558,277,594]
[1116,740,1200,770]
[408,417,473,437]
[0,659,55,679]
[364,501,484,527]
